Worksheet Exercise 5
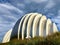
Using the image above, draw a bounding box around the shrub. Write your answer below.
[0,32,60,45]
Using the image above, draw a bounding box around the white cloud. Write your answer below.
[0,4,15,9]
[44,0,55,9]
[31,0,48,3]
[56,23,60,30]
[51,14,60,24]
[24,0,48,3]
[17,3,25,7]
[0,3,23,13]
[52,10,60,24]
[3,15,17,20]
[58,10,60,15]
[51,10,60,30]
[52,18,60,23]
[0,23,14,27]
[52,10,60,23]
[0,3,24,20]
[46,13,54,17]
[0,3,24,38]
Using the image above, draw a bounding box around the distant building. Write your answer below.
[2,13,58,43]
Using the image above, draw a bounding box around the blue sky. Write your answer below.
[0,0,60,42]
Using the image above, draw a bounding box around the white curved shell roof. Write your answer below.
[2,13,58,43]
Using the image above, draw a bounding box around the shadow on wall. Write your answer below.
[10,17,22,40]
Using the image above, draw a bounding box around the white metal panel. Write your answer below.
[39,16,47,37]
[32,14,42,38]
